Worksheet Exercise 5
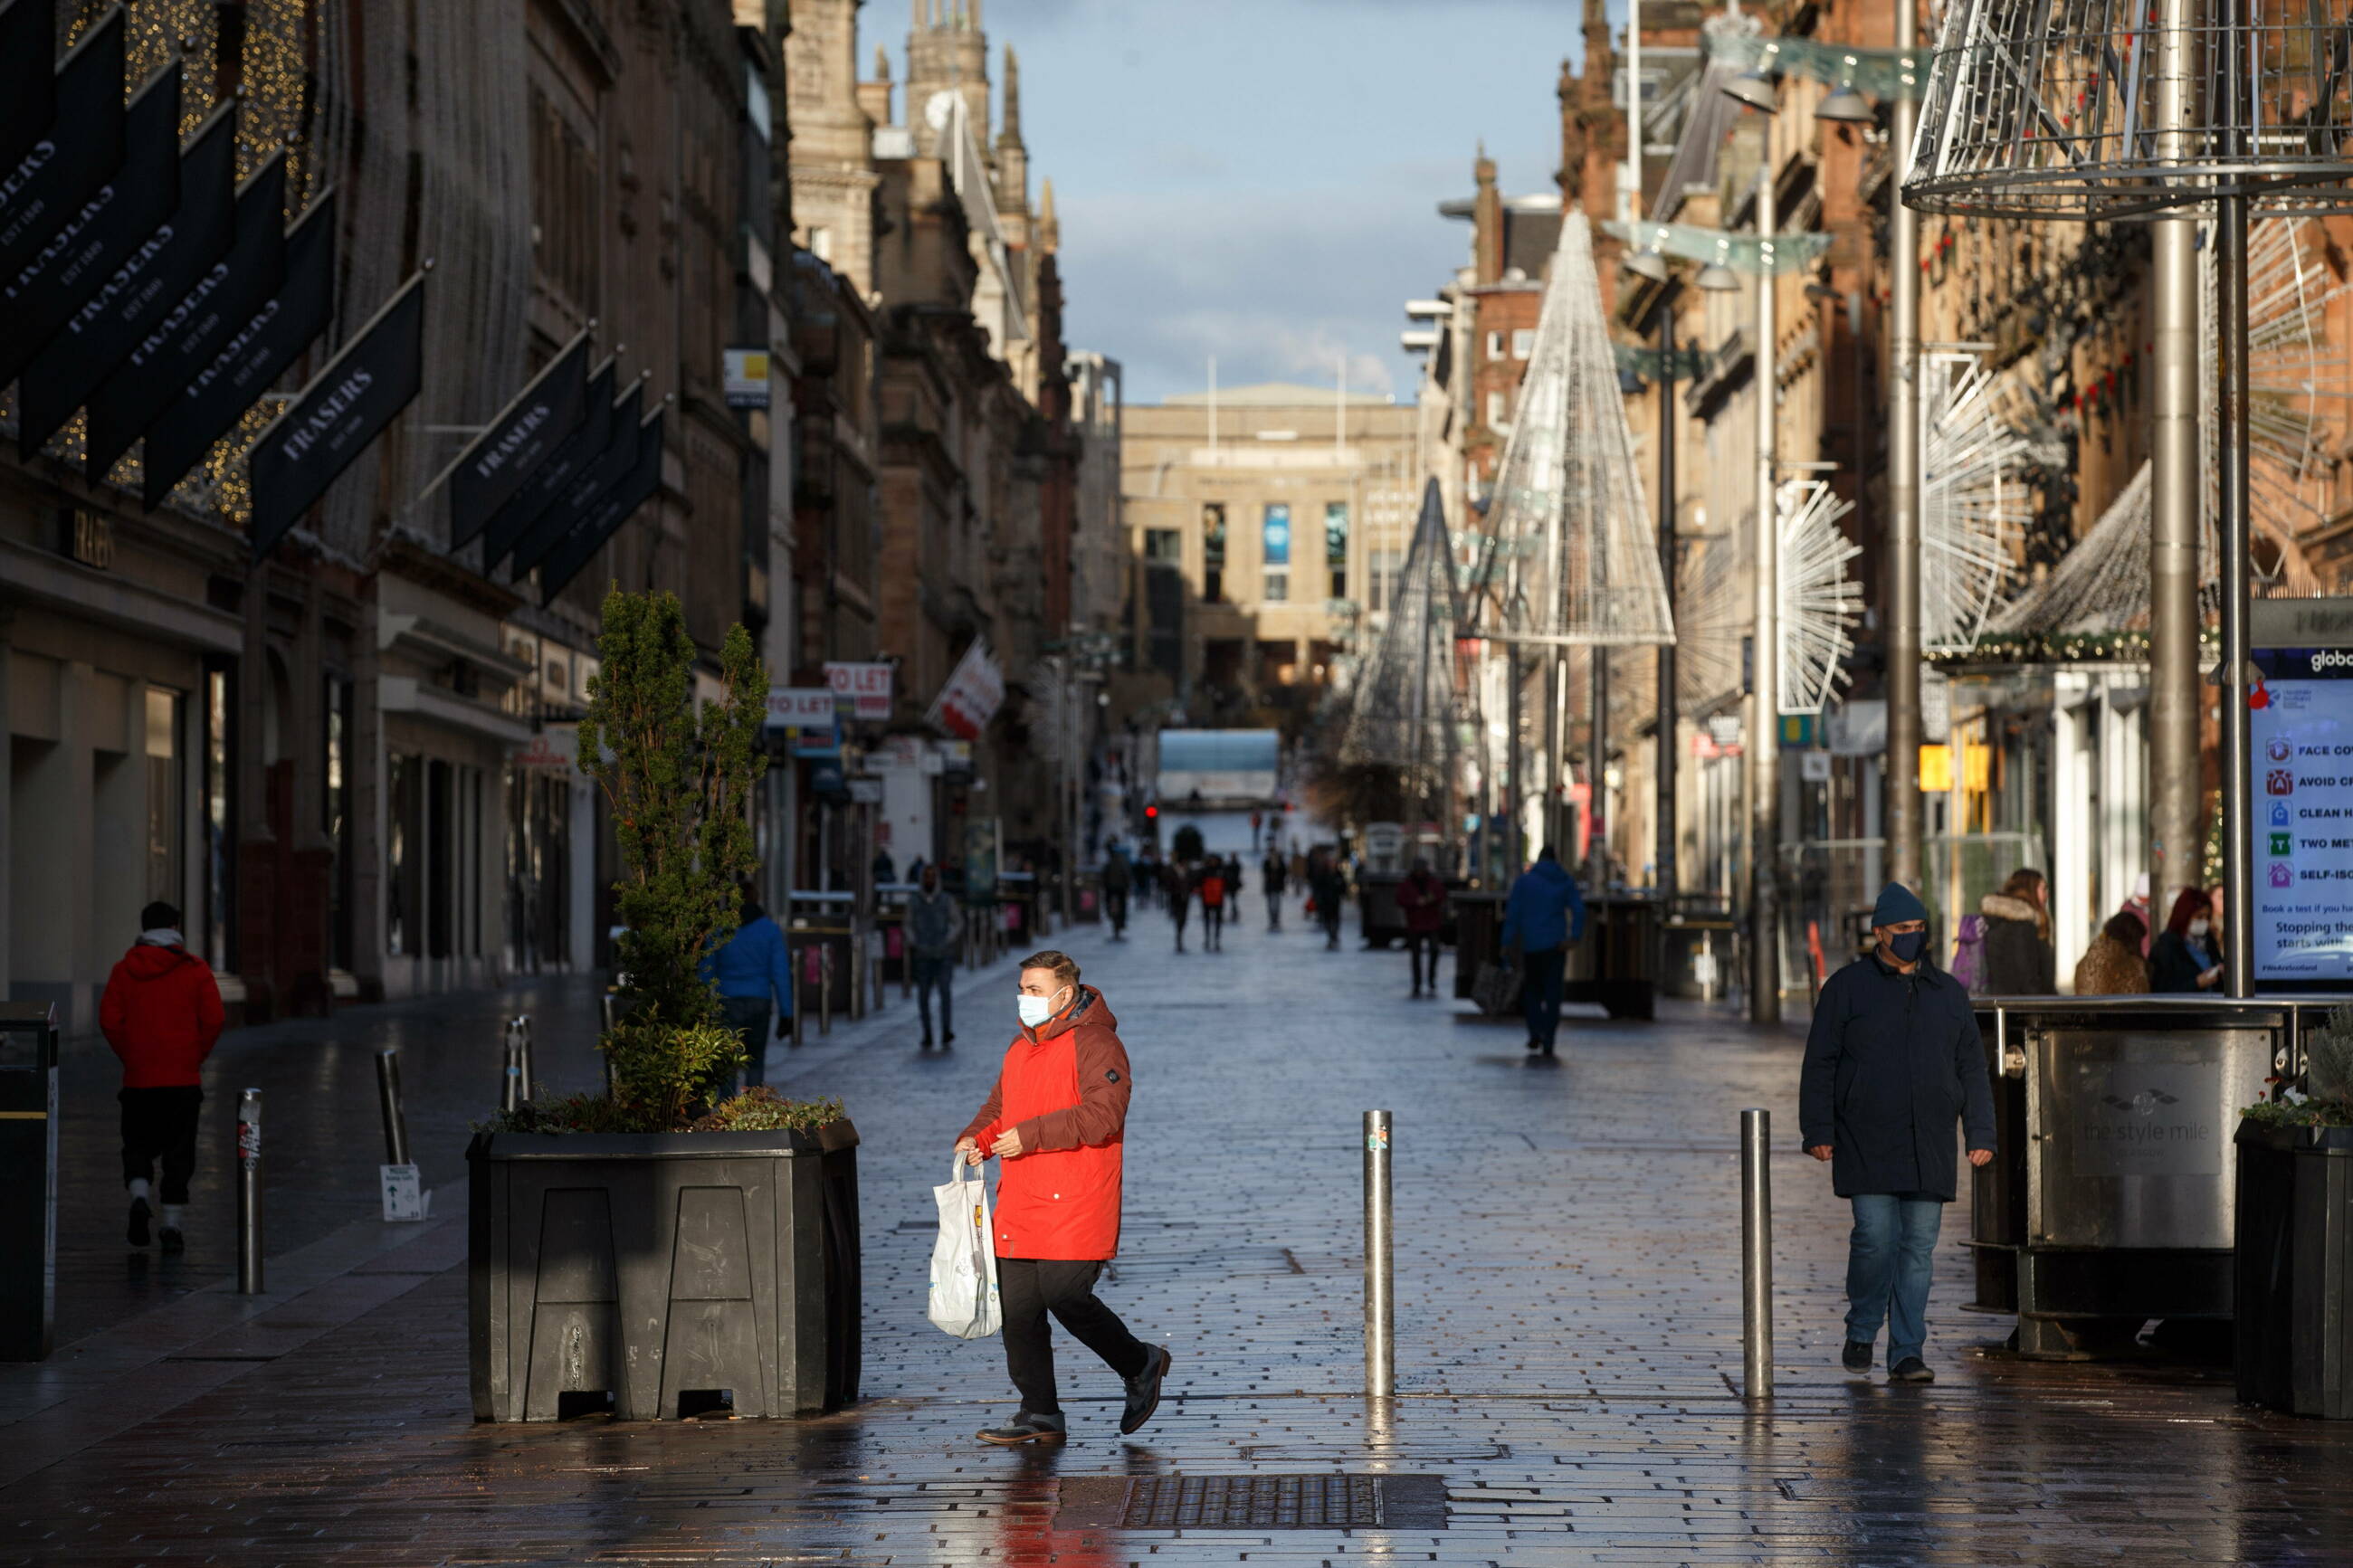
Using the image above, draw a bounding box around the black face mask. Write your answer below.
[1888,929,1929,965]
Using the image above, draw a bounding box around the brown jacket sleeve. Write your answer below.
[958,1071,1005,1146]
[1016,1024,1132,1153]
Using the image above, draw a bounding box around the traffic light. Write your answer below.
[1144,804,1157,819]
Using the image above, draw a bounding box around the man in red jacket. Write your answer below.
[955,950,1171,1445]
[100,901,224,1253]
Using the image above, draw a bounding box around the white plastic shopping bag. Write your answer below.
[929,1156,1002,1339]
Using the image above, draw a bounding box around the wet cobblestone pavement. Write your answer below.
[8,900,2353,1565]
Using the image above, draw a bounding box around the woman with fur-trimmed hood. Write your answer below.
[1978,869,2056,995]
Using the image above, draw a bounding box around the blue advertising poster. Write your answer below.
[1262,503,1291,566]
[2249,647,2353,984]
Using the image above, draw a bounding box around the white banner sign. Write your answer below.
[928,641,1006,741]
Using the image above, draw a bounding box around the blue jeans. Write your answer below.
[1520,947,1567,1050]
[1845,1193,1944,1364]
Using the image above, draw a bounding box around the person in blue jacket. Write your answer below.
[1800,881,1997,1384]
[1499,845,1588,1057]
[704,890,795,1090]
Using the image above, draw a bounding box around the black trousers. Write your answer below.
[1203,905,1224,948]
[1405,931,1438,991]
[120,1086,204,1204]
[998,1258,1149,1415]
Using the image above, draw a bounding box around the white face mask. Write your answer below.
[2188,917,2211,937]
[1017,989,1067,1028]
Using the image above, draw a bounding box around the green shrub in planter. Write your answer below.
[469,589,858,1421]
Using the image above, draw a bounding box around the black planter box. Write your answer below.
[468,1120,860,1421]
[2234,1119,2353,1419]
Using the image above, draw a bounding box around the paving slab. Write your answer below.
[6,897,2349,1566]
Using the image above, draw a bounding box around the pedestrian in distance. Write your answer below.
[703,889,795,1088]
[2074,911,2150,995]
[908,865,966,1048]
[1198,860,1227,951]
[2150,888,2224,993]
[1221,854,1243,941]
[1133,847,1158,910]
[956,951,1171,1445]
[1101,847,1131,941]
[1166,860,1192,953]
[2118,872,2153,955]
[100,900,224,1254]
[1261,845,1288,930]
[1396,858,1448,998]
[1500,846,1587,1056]
[1309,849,1347,951]
[1801,881,1997,1384]
[1977,868,2056,995]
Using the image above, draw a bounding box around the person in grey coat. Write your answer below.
[1800,881,1997,1384]
[907,864,965,1049]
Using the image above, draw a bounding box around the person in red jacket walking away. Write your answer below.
[955,950,1171,1445]
[1395,858,1449,998]
[100,901,224,1253]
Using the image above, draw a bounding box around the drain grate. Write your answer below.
[1057,1473,1448,1532]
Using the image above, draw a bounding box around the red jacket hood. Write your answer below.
[117,942,203,980]
[1024,984,1115,1042]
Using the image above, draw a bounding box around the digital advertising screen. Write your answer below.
[2250,646,2353,984]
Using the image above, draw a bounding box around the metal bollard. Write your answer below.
[376,1050,410,1166]
[1740,1107,1775,1402]
[500,1026,522,1114]
[1364,1109,1395,1398]
[236,1088,263,1295]
[514,1015,535,1102]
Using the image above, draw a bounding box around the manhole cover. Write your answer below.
[1056,1474,1447,1532]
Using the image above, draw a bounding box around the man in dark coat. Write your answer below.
[1800,881,1997,1384]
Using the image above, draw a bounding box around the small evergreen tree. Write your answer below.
[576,587,767,1129]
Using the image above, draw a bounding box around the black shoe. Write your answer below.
[1843,1340,1872,1373]
[159,1227,185,1255]
[127,1196,151,1248]
[1121,1345,1173,1436]
[1525,1037,1543,1052]
[1889,1357,1935,1383]
[943,1032,956,1047]
[976,1410,1067,1446]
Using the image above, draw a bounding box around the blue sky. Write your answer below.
[906,0,1602,405]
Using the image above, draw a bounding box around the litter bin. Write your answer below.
[1452,889,1508,1005]
[1566,897,1659,1020]
[0,1001,59,1361]
[1968,997,2290,1357]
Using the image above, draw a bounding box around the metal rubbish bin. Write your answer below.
[1452,889,1507,1003]
[1566,897,1660,1021]
[0,1001,59,1361]
[1968,996,2305,1358]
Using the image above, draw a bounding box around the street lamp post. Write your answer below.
[2148,0,2203,936]
[1749,161,1780,1026]
[1886,0,1923,895]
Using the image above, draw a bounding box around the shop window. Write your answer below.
[387,756,421,964]
[202,667,234,972]
[145,688,182,913]
[1324,501,1348,599]
[1144,527,1181,563]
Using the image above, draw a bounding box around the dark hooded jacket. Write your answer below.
[1799,951,1996,1200]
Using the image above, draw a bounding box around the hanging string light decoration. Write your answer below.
[1343,480,1463,801]
[1676,520,1748,709]
[1908,0,2353,217]
[1987,216,2340,656]
[1777,478,1863,716]
[1475,217,1676,649]
[1920,349,2033,652]
[1703,27,1924,103]
[1604,217,1832,279]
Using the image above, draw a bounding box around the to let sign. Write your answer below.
[824,661,893,722]
[766,686,837,730]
